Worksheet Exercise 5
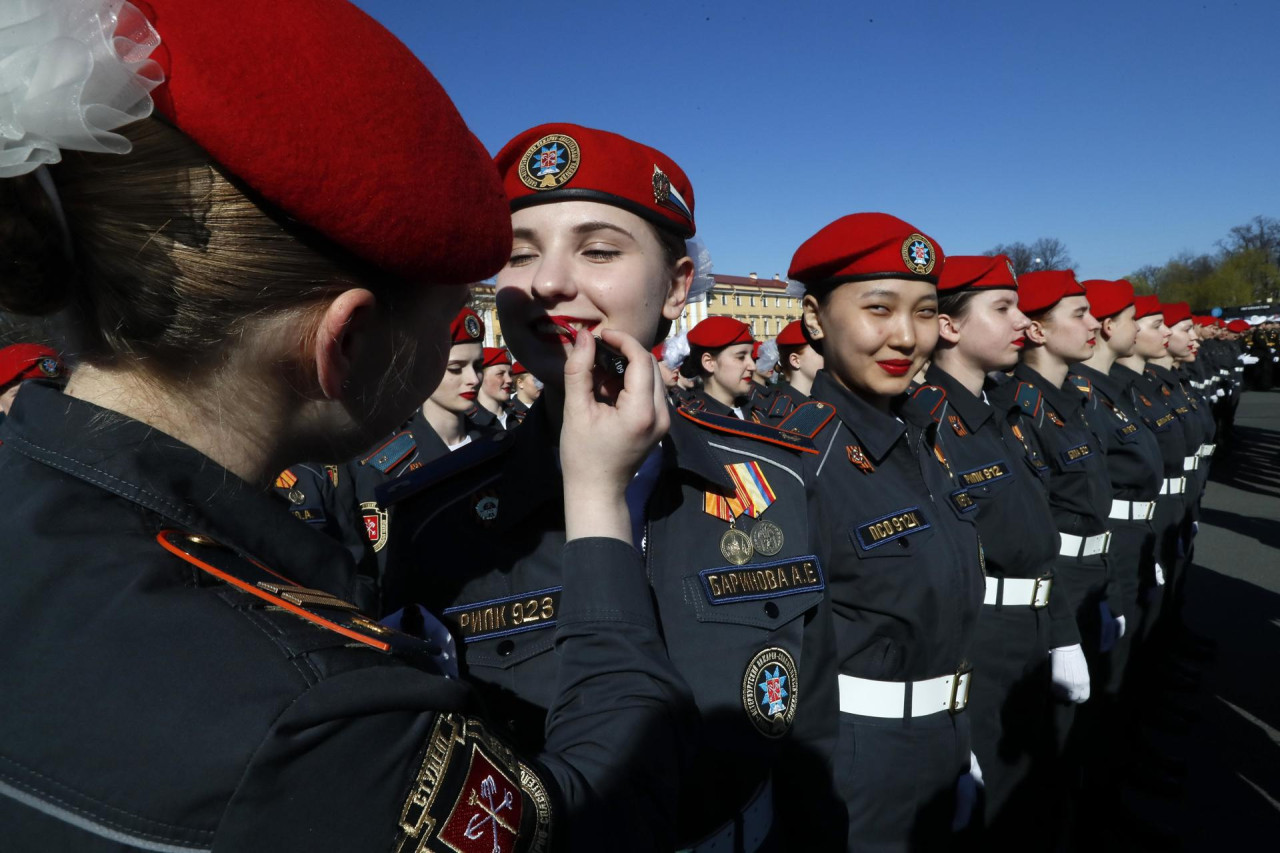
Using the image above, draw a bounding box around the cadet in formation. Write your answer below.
[0,1,691,850]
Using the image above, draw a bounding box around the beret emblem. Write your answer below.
[518,133,581,191]
[464,315,482,340]
[901,234,937,276]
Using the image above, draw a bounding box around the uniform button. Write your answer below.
[898,538,910,549]
[763,601,779,619]
[497,639,515,656]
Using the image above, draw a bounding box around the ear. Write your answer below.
[1024,317,1048,346]
[661,256,696,322]
[315,288,378,402]
[937,312,963,345]
[801,294,824,340]
[700,350,718,374]
[788,349,803,371]
[1099,315,1118,341]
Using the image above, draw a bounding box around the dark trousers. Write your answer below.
[836,707,970,851]
[1097,521,1153,696]
[966,603,1054,841]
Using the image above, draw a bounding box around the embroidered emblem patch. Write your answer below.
[518,133,581,191]
[464,314,482,340]
[700,556,823,605]
[394,714,551,853]
[846,444,875,473]
[442,587,563,643]
[360,501,389,551]
[947,414,969,437]
[324,464,339,487]
[853,506,931,550]
[37,356,60,378]
[274,469,298,490]
[743,647,799,738]
[901,233,937,276]
[473,490,500,526]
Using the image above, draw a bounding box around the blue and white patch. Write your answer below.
[853,506,932,551]
[901,233,937,276]
[518,133,581,191]
[699,556,824,605]
[742,646,799,738]
[442,587,563,644]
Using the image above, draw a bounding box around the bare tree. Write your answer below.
[984,242,1036,274]
[1218,215,1280,264]
[1028,237,1075,272]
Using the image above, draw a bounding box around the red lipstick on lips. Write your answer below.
[1086,338,1096,346]
[1012,337,1026,348]
[459,391,477,401]
[877,359,913,377]
[543,316,600,344]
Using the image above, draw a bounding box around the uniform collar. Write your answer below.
[2,383,359,599]
[924,363,993,431]
[811,370,907,462]
[1108,362,1144,389]
[1070,362,1123,403]
[691,388,742,419]
[1014,362,1084,415]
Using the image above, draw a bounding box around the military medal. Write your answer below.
[947,413,968,437]
[751,520,785,557]
[287,488,305,505]
[1047,411,1065,427]
[846,444,875,473]
[720,526,754,565]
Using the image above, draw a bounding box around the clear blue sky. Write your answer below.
[354,0,1278,281]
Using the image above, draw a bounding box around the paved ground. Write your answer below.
[1122,390,1280,848]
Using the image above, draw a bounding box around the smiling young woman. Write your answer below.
[787,213,986,847]
[378,123,843,851]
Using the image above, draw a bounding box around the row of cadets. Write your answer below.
[766,319,823,423]
[377,123,844,851]
[0,1,692,849]
[785,213,986,848]
[679,315,761,419]
[910,255,1066,840]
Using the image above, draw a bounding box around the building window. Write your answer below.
[720,293,727,305]
[735,295,742,307]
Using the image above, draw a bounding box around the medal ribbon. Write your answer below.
[703,461,776,522]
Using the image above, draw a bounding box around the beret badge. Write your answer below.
[38,357,61,378]
[901,234,937,276]
[518,133,581,191]
[463,315,482,340]
[1006,259,1018,285]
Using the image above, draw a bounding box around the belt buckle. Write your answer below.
[1142,502,1155,521]
[1032,576,1052,608]
[1099,531,1112,554]
[948,667,973,713]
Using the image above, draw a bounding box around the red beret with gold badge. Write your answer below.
[938,255,1018,293]
[494,123,695,237]
[776,320,807,347]
[449,307,484,344]
[1082,279,1134,319]
[482,347,512,368]
[145,0,510,284]
[1132,295,1163,320]
[687,317,753,349]
[1161,302,1192,326]
[0,344,63,388]
[788,213,945,288]
[1017,270,1085,315]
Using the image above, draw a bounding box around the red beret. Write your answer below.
[1226,319,1250,333]
[146,0,509,284]
[510,362,529,376]
[1017,270,1084,315]
[450,307,484,345]
[1161,302,1192,326]
[1192,315,1215,327]
[1132,295,1163,320]
[495,123,695,238]
[687,317,753,349]
[789,213,944,287]
[0,344,63,388]
[650,343,666,361]
[482,347,511,368]
[1215,318,1227,328]
[938,254,1018,293]
[1082,279,1134,319]
[776,320,807,347]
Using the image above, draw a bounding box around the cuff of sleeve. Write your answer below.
[557,537,656,628]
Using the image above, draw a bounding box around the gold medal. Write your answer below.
[720,527,754,565]
[751,520,785,557]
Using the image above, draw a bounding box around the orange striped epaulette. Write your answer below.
[678,406,818,454]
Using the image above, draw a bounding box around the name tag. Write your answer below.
[1061,443,1093,465]
[853,507,931,550]
[1116,423,1140,442]
[442,587,562,643]
[1174,406,1190,416]
[949,489,979,514]
[700,556,824,605]
[957,461,1011,488]
[1149,413,1175,431]
[289,506,327,525]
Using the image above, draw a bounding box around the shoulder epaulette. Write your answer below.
[376,431,513,507]
[1014,381,1042,418]
[1069,375,1092,398]
[156,529,429,657]
[360,431,416,474]
[777,399,836,440]
[678,406,817,454]
[680,397,706,413]
[910,385,948,423]
[767,393,794,420]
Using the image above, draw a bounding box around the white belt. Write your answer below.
[1197,443,1215,458]
[1059,531,1110,557]
[682,778,772,853]
[838,670,972,718]
[1160,477,1186,495]
[1234,366,1245,372]
[983,575,1052,608]
[1183,455,1199,472]
[1109,499,1156,521]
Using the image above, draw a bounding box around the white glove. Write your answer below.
[952,751,984,831]
[1050,644,1091,703]
[1099,601,1124,653]
[1154,562,1166,585]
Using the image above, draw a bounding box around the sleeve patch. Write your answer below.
[394,714,551,853]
